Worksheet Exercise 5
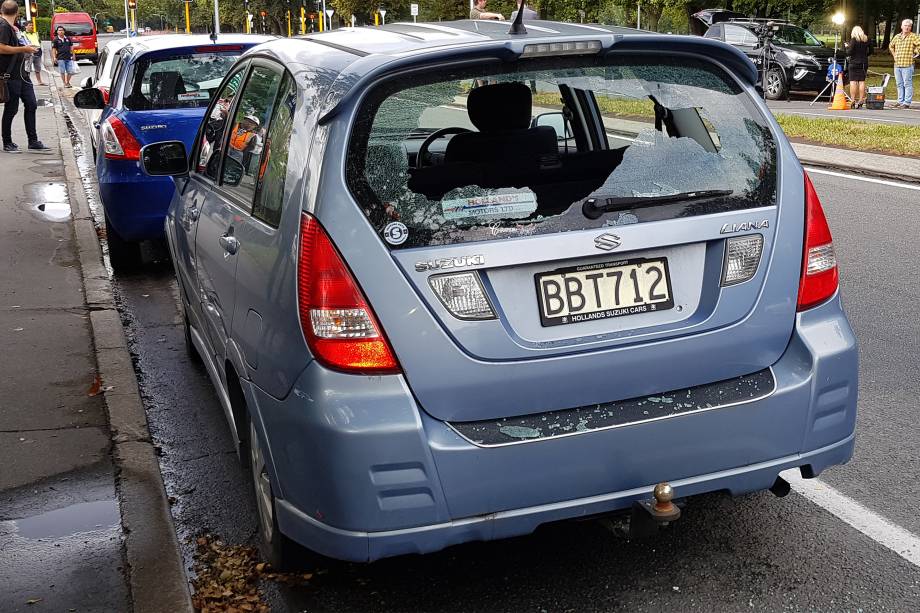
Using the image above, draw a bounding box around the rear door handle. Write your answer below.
[219,233,240,255]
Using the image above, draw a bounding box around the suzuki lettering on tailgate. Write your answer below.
[535,258,675,327]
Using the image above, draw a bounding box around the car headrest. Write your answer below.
[467,82,533,133]
[149,71,186,102]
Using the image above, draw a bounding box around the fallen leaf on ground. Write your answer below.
[87,374,102,396]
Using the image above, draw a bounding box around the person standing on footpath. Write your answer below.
[0,0,48,153]
[888,19,920,108]
[23,21,43,86]
[51,25,77,88]
[470,0,503,21]
[846,26,871,108]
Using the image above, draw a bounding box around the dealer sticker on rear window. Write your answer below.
[177,92,211,101]
[441,191,537,221]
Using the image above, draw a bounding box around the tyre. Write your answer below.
[104,212,142,272]
[245,414,312,571]
[182,304,202,364]
[763,68,787,100]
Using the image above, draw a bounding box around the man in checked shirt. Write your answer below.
[889,19,920,108]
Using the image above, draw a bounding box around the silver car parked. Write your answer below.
[141,18,856,569]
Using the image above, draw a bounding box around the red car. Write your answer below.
[50,12,98,64]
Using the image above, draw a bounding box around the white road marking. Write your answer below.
[804,167,920,191]
[780,469,920,568]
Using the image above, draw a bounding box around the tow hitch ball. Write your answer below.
[629,482,682,539]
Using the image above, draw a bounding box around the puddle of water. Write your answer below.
[13,499,119,540]
[33,201,72,222]
[24,180,68,203]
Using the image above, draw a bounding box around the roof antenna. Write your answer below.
[508,0,527,35]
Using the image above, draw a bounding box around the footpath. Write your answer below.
[0,76,191,611]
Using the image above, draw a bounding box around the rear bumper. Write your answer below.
[98,165,175,241]
[275,435,853,562]
[249,294,857,562]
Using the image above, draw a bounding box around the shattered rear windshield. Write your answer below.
[346,55,777,250]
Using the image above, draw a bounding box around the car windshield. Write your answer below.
[773,25,823,46]
[347,55,777,250]
[59,22,93,36]
[123,50,243,110]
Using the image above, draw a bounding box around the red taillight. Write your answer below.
[797,173,838,311]
[297,214,400,374]
[98,86,110,104]
[102,116,141,161]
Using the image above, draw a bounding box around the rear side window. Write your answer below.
[253,74,296,227]
[723,25,756,45]
[124,50,243,110]
[347,55,776,250]
[219,66,284,207]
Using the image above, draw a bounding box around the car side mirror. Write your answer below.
[140,141,189,177]
[221,156,244,186]
[73,88,106,109]
[80,76,94,89]
[532,112,573,141]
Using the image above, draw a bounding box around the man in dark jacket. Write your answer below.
[0,0,49,152]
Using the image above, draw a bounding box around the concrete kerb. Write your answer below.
[48,78,194,613]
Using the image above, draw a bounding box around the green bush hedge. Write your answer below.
[35,17,52,39]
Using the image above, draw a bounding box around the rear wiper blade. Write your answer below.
[582,190,734,220]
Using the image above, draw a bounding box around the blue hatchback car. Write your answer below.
[141,19,857,569]
[75,34,273,269]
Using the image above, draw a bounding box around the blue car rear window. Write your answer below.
[346,55,777,250]
[123,51,243,111]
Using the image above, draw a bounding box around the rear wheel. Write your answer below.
[104,212,142,272]
[763,68,787,100]
[245,415,314,571]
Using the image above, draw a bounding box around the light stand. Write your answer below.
[810,12,850,106]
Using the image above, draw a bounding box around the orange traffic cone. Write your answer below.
[828,70,849,110]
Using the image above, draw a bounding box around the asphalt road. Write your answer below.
[62,98,920,610]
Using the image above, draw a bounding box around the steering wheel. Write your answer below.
[416,127,472,169]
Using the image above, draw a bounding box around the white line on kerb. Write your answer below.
[803,167,920,191]
[780,469,920,568]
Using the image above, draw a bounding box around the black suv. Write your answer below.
[692,9,837,99]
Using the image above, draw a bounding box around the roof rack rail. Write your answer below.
[727,17,790,24]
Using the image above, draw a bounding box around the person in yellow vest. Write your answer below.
[888,19,920,108]
[23,22,43,86]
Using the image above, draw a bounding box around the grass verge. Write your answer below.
[775,113,920,156]
[533,91,918,156]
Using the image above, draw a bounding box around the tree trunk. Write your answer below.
[882,12,893,49]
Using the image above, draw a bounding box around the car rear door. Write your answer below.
[230,71,299,389]
[194,61,286,364]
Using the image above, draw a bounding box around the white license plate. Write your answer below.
[535,257,674,327]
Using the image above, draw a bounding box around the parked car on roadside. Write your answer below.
[79,37,135,159]
[141,20,856,569]
[73,34,274,270]
[50,11,99,64]
[692,9,838,99]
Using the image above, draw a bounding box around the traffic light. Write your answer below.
[128,0,136,10]
[29,0,37,16]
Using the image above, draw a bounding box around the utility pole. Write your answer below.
[637,2,641,30]
[212,0,221,36]
[123,0,131,38]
